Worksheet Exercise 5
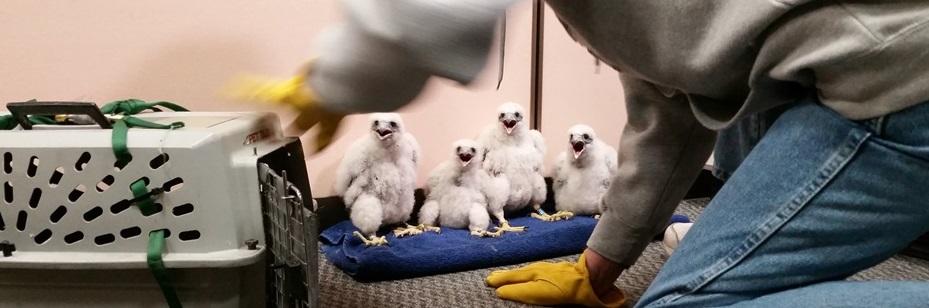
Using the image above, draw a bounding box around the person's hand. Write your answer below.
[228,67,346,153]
[485,249,626,307]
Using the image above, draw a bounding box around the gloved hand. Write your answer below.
[229,68,346,153]
[485,251,626,307]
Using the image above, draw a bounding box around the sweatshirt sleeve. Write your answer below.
[308,0,517,113]
[587,74,717,267]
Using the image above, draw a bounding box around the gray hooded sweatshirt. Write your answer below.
[310,0,929,267]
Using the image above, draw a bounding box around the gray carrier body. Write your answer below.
[0,111,319,308]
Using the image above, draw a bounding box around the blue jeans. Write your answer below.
[712,106,786,181]
[637,100,929,307]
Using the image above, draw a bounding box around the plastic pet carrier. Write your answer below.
[0,101,319,307]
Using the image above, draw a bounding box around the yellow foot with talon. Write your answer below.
[393,224,424,238]
[471,230,494,237]
[552,210,575,220]
[352,231,388,247]
[531,212,552,221]
[487,221,526,237]
[421,225,442,234]
[532,210,574,221]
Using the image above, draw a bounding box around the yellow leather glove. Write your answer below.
[486,252,626,307]
[229,69,345,153]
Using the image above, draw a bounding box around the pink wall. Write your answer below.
[0,1,636,197]
[0,1,536,197]
[538,6,626,170]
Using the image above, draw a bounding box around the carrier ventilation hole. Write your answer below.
[134,177,151,187]
[178,230,201,241]
[50,205,67,223]
[154,229,172,238]
[0,211,5,231]
[34,229,52,245]
[142,203,164,217]
[96,175,115,192]
[114,155,132,171]
[163,177,184,192]
[68,184,86,203]
[28,188,41,208]
[120,226,142,239]
[94,233,115,246]
[3,152,11,174]
[75,152,91,171]
[3,182,11,203]
[83,206,103,222]
[172,203,194,216]
[64,231,84,244]
[150,153,169,169]
[49,167,64,187]
[16,210,27,231]
[110,199,132,214]
[27,156,39,177]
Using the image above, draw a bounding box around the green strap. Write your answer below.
[101,99,189,115]
[123,116,185,129]
[112,116,185,165]
[30,115,56,124]
[112,119,131,164]
[0,115,16,130]
[130,179,158,216]
[148,101,188,112]
[0,115,56,129]
[138,182,181,307]
[147,230,183,308]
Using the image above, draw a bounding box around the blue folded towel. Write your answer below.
[321,214,691,282]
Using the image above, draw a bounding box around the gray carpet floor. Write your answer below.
[319,198,929,307]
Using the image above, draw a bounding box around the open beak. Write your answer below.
[376,129,394,140]
[458,153,474,167]
[503,120,517,135]
[572,141,586,159]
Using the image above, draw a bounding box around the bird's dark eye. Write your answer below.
[374,120,380,126]
[582,134,590,140]
[470,148,476,154]
[456,146,461,152]
[499,113,505,119]
[389,121,398,128]
[514,112,521,118]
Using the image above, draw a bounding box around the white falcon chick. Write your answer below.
[334,113,424,246]
[477,102,559,233]
[418,140,507,237]
[552,124,617,218]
